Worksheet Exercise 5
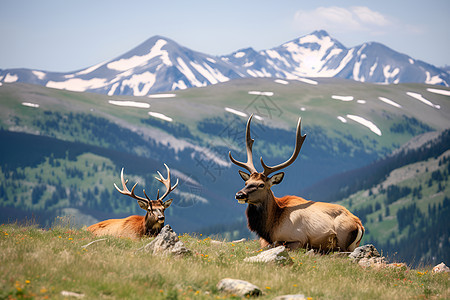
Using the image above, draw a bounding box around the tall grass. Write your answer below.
[0,220,448,299]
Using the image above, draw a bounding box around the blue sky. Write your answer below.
[0,0,448,72]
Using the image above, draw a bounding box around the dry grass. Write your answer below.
[0,221,448,299]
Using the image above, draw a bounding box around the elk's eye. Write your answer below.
[258,184,265,188]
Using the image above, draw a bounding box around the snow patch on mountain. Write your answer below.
[149,111,173,122]
[332,95,354,101]
[148,93,176,98]
[4,73,18,83]
[406,92,441,109]
[248,91,274,96]
[378,97,402,108]
[225,107,247,117]
[46,77,107,92]
[107,39,170,71]
[22,102,40,108]
[108,100,150,108]
[347,115,382,136]
[32,71,46,80]
[427,88,450,96]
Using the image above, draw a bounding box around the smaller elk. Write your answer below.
[87,164,178,239]
[229,115,364,252]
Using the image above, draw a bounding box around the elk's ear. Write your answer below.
[137,200,149,210]
[269,172,284,185]
[238,170,251,181]
[163,198,173,208]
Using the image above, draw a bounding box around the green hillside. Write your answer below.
[334,139,450,266]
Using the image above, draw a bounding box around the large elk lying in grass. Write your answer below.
[87,164,178,239]
[229,115,364,252]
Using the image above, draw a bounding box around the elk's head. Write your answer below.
[114,164,178,229]
[229,115,306,205]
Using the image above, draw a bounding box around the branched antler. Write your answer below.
[155,164,179,202]
[114,168,148,203]
[228,114,258,174]
[261,117,306,177]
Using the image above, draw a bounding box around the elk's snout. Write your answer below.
[235,191,248,204]
[157,215,165,223]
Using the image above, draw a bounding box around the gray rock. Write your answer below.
[244,246,293,265]
[143,225,190,256]
[217,278,262,297]
[273,294,306,300]
[349,244,381,261]
[349,244,389,269]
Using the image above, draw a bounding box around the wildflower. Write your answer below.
[25,280,30,284]
[40,288,48,294]
[68,237,73,240]
[265,286,271,289]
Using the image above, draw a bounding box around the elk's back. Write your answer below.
[87,215,145,239]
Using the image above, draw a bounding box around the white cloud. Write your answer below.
[293,6,391,33]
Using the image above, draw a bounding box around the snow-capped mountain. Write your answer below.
[0,30,448,95]
[223,30,448,85]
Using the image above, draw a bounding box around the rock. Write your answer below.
[143,225,190,256]
[358,257,387,269]
[349,244,393,269]
[217,278,262,297]
[231,238,246,243]
[349,244,381,261]
[386,263,408,270]
[273,294,306,300]
[60,291,85,298]
[432,262,450,273]
[305,249,315,256]
[244,246,293,265]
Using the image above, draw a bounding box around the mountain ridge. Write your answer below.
[1,30,448,95]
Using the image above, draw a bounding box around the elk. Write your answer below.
[229,115,364,252]
[87,164,178,239]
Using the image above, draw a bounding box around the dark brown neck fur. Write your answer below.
[144,212,163,237]
[246,191,283,244]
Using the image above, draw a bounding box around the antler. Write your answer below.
[228,114,258,174]
[261,117,306,177]
[155,164,179,202]
[114,168,149,203]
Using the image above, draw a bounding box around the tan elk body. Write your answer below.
[87,164,178,239]
[229,115,364,251]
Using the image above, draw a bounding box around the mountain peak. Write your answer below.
[311,30,330,38]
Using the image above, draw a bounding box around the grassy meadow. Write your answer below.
[1,220,448,300]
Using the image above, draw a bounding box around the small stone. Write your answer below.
[217,278,262,297]
[231,238,246,243]
[60,291,85,298]
[244,246,293,265]
[432,262,450,273]
[273,294,306,300]
[386,262,408,270]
